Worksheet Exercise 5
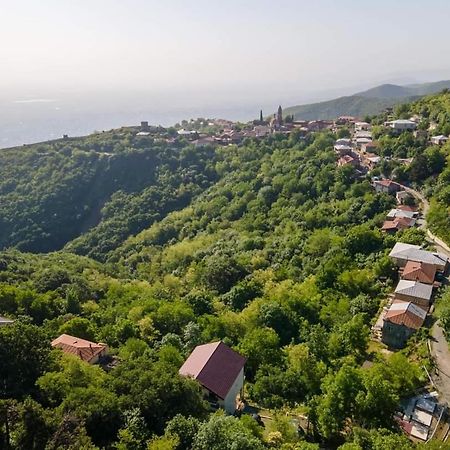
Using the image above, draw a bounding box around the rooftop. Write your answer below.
[51,334,107,363]
[179,341,246,400]
[382,217,415,231]
[395,279,433,301]
[389,242,448,267]
[384,300,427,330]
[387,208,417,219]
[0,316,14,325]
[402,261,436,285]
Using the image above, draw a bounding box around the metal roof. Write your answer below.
[395,280,433,301]
[387,209,416,219]
[389,242,448,267]
[179,341,246,400]
[0,316,14,325]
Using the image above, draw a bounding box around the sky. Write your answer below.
[1,0,450,147]
[2,0,450,102]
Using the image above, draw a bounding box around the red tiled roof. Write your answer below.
[382,217,414,231]
[51,334,107,363]
[384,301,426,330]
[377,179,398,187]
[179,341,246,399]
[402,261,436,285]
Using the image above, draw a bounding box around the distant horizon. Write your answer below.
[3,0,450,147]
[1,75,450,149]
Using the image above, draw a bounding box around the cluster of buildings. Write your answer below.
[333,112,449,173]
[374,242,448,349]
[372,179,419,234]
[135,108,349,148]
[170,107,338,147]
[1,321,247,414]
[48,331,247,415]
[333,120,380,171]
[396,393,444,442]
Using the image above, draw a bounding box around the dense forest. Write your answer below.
[1,92,450,449]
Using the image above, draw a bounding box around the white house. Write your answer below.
[387,120,417,131]
[0,316,14,326]
[254,125,271,137]
[355,121,371,131]
[430,135,448,146]
[179,341,246,414]
[334,144,353,155]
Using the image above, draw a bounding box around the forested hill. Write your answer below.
[0,127,218,258]
[284,79,450,120]
[1,92,450,448]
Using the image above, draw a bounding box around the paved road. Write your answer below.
[431,322,450,405]
[400,184,450,402]
[400,184,450,255]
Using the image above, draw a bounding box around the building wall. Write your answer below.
[223,368,244,414]
[392,256,408,267]
[382,321,415,348]
[395,293,430,308]
[87,347,108,365]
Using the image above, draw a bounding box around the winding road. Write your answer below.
[400,184,450,404]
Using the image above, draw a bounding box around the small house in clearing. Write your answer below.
[334,144,353,156]
[396,190,413,205]
[179,341,246,414]
[382,301,427,348]
[337,154,358,167]
[0,316,14,326]
[51,334,108,364]
[430,135,448,146]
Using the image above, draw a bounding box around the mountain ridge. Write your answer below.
[285,79,450,120]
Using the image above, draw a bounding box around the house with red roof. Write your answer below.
[400,261,436,285]
[382,300,427,348]
[179,341,246,414]
[337,154,358,167]
[51,334,108,364]
[373,179,401,195]
[381,217,415,234]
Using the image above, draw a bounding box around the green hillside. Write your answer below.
[1,92,450,448]
[284,94,411,120]
[284,79,450,120]
[0,128,218,259]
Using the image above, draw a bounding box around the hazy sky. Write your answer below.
[2,0,450,104]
